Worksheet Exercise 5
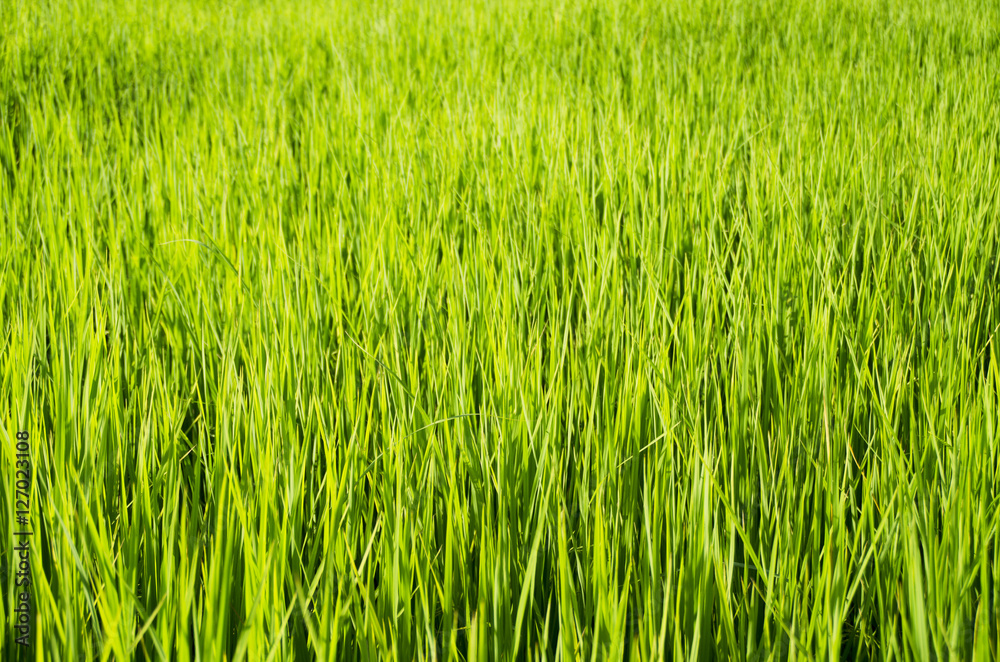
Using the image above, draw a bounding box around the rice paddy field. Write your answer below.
[2,0,1000,659]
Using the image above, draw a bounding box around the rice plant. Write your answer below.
[2,0,999,659]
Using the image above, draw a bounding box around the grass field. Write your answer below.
[2,0,1000,659]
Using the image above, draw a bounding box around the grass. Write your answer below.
[1,0,999,658]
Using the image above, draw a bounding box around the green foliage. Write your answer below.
[2,0,999,658]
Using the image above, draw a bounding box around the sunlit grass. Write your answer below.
[2,0,999,659]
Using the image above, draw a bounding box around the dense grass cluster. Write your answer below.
[2,0,1000,658]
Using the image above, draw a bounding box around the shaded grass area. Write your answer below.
[1,0,1000,658]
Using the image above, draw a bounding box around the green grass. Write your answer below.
[2,0,999,658]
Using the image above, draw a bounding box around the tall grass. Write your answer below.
[2,0,999,658]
